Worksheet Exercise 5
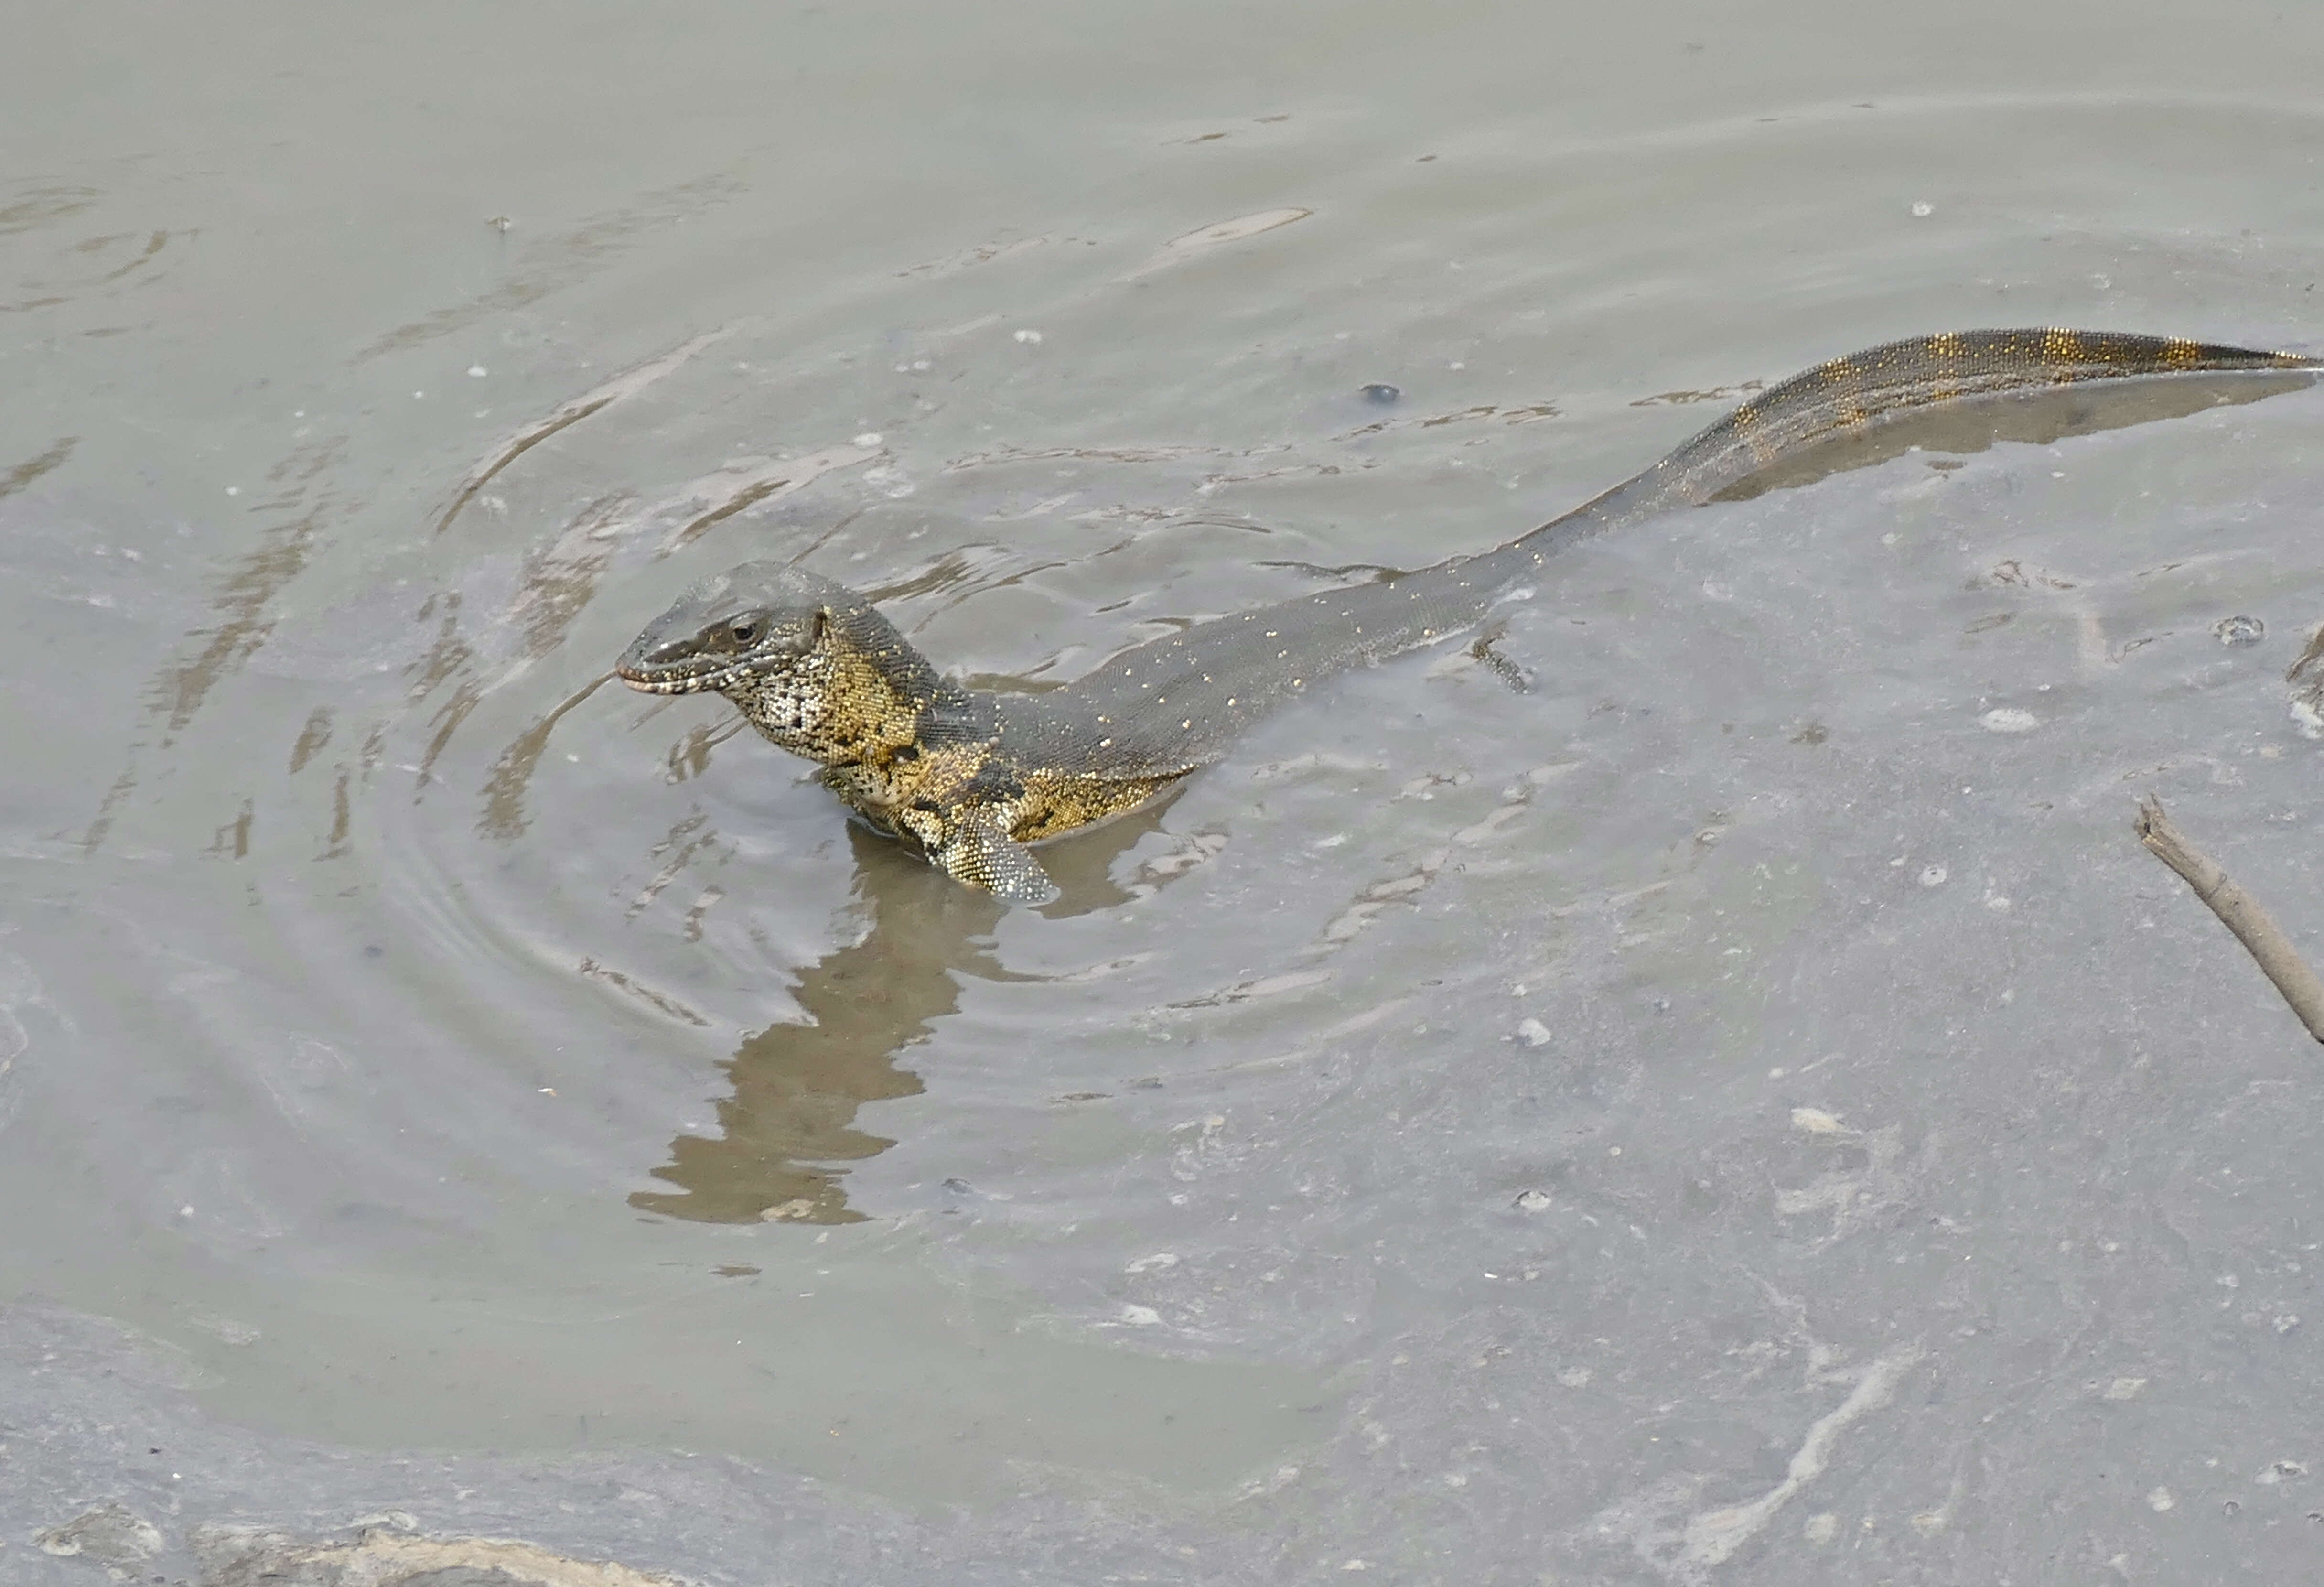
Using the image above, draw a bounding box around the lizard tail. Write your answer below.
[1497,328,2319,569]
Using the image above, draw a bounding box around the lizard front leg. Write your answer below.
[896,801,1060,905]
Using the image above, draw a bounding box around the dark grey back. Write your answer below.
[1005,329,2315,777]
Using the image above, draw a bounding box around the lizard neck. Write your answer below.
[714,599,953,769]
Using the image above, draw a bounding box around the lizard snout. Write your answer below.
[614,631,722,693]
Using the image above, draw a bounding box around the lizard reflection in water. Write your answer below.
[632,806,1170,1224]
[618,329,2318,901]
[629,826,997,1224]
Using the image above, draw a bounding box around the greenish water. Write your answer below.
[7,1,2324,1579]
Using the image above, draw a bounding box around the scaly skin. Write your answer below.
[616,328,2318,901]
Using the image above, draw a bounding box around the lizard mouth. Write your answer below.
[613,654,758,695]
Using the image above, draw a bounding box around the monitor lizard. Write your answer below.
[616,328,2316,902]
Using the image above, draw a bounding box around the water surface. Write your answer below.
[8,0,2324,1579]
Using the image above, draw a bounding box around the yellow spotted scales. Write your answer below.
[618,328,2316,901]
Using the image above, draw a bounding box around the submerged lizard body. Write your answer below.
[618,328,2316,901]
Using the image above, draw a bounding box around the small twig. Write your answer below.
[2134,795,2324,1044]
[2285,621,2324,686]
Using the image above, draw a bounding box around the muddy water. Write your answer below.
[9,0,2324,1578]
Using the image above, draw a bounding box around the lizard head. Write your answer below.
[617,561,942,761]
[616,560,838,697]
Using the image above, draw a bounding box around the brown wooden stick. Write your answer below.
[2285,622,2324,686]
[2135,795,2324,1044]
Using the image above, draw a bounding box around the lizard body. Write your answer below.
[617,328,2316,901]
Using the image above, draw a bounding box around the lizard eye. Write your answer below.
[728,618,762,646]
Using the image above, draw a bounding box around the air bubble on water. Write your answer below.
[1911,201,1934,217]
